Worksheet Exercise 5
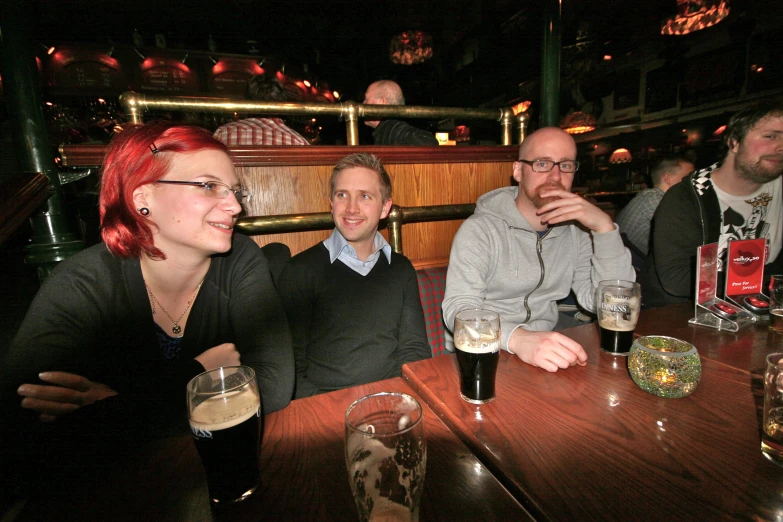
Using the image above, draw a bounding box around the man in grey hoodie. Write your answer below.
[443,127,635,372]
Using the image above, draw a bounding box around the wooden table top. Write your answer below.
[16,378,529,521]
[402,322,783,522]
[634,302,783,374]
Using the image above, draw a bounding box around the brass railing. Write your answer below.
[235,193,626,254]
[119,91,529,146]
[236,203,476,254]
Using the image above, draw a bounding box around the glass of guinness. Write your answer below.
[596,280,641,355]
[454,309,501,404]
[187,366,262,506]
[345,392,426,522]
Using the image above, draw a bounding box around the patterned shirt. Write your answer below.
[616,187,665,256]
[213,117,309,146]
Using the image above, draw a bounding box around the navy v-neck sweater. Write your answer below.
[277,243,431,398]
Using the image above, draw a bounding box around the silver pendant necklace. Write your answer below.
[145,279,205,335]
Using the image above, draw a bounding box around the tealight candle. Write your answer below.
[628,336,701,398]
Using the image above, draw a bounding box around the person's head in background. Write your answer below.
[363,80,405,128]
[650,156,694,193]
[721,99,783,184]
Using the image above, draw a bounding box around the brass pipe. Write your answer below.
[516,113,530,144]
[234,203,478,254]
[401,204,476,222]
[118,91,514,144]
[500,108,513,146]
[386,205,403,254]
[235,212,334,234]
[343,101,360,147]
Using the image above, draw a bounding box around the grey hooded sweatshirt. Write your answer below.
[443,186,635,352]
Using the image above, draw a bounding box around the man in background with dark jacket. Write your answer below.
[363,80,438,146]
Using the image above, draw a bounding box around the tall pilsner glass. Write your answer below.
[454,309,501,403]
[596,280,641,356]
[345,392,426,522]
[187,366,262,505]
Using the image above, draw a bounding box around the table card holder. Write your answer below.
[724,238,770,320]
[689,243,754,332]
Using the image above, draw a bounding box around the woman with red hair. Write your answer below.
[3,123,294,469]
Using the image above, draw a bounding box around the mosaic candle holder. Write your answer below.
[628,336,701,398]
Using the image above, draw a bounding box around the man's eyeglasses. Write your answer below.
[154,180,251,204]
[518,159,580,173]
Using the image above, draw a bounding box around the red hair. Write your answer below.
[99,122,230,259]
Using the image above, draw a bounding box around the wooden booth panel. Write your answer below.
[59,145,518,266]
[240,161,513,265]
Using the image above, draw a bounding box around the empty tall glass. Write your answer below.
[345,392,426,522]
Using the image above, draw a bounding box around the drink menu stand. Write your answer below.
[689,242,756,332]
[723,238,771,325]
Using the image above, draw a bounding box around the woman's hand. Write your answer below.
[17,372,118,422]
[195,343,241,371]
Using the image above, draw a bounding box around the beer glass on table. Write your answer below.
[763,353,783,467]
[596,280,641,355]
[454,309,500,404]
[345,392,426,522]
[770,275,783,334]
[187,366,262,505]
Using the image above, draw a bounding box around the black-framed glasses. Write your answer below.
[518,159,580,173]
[154,180,251,204]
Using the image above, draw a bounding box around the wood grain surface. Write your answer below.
[402,322,782,522]
[239,160,513,262]
[16,378,529,521]
[635,302,783,375]
[58,144,516,264]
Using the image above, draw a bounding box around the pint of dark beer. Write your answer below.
[596,280,641,355]
[454,309,500,404]
[187,366,262,505]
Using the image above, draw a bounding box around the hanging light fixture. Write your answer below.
[560,111,597,135]
[389,30,433,65]
[661,0,730,36]
[609,148,633,164]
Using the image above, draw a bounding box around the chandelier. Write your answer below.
[389,30,433,65]
[609,148,633,164]
[661,0,730,36]
[560,111,596,135]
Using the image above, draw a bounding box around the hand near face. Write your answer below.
[508,328,588,372]
[535,189,615,234]
[195,343,241,371]
[17,372,118,422]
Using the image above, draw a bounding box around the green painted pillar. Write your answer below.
[539,0,562,128]
[2,5,84,281]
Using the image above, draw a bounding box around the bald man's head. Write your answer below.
[513,127,579,209]
[364,81,405,106]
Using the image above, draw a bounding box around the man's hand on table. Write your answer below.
[17,372,118,422]
[508,329,588,372]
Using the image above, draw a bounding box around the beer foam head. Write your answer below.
[190,387,260,431]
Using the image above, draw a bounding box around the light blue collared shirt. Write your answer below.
[323,229,392,276]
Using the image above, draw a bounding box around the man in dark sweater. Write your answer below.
[363,80,439,146]
[277,153,431,398]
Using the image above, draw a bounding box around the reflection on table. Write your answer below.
[15,378,529,521]
[402,314,783,522]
